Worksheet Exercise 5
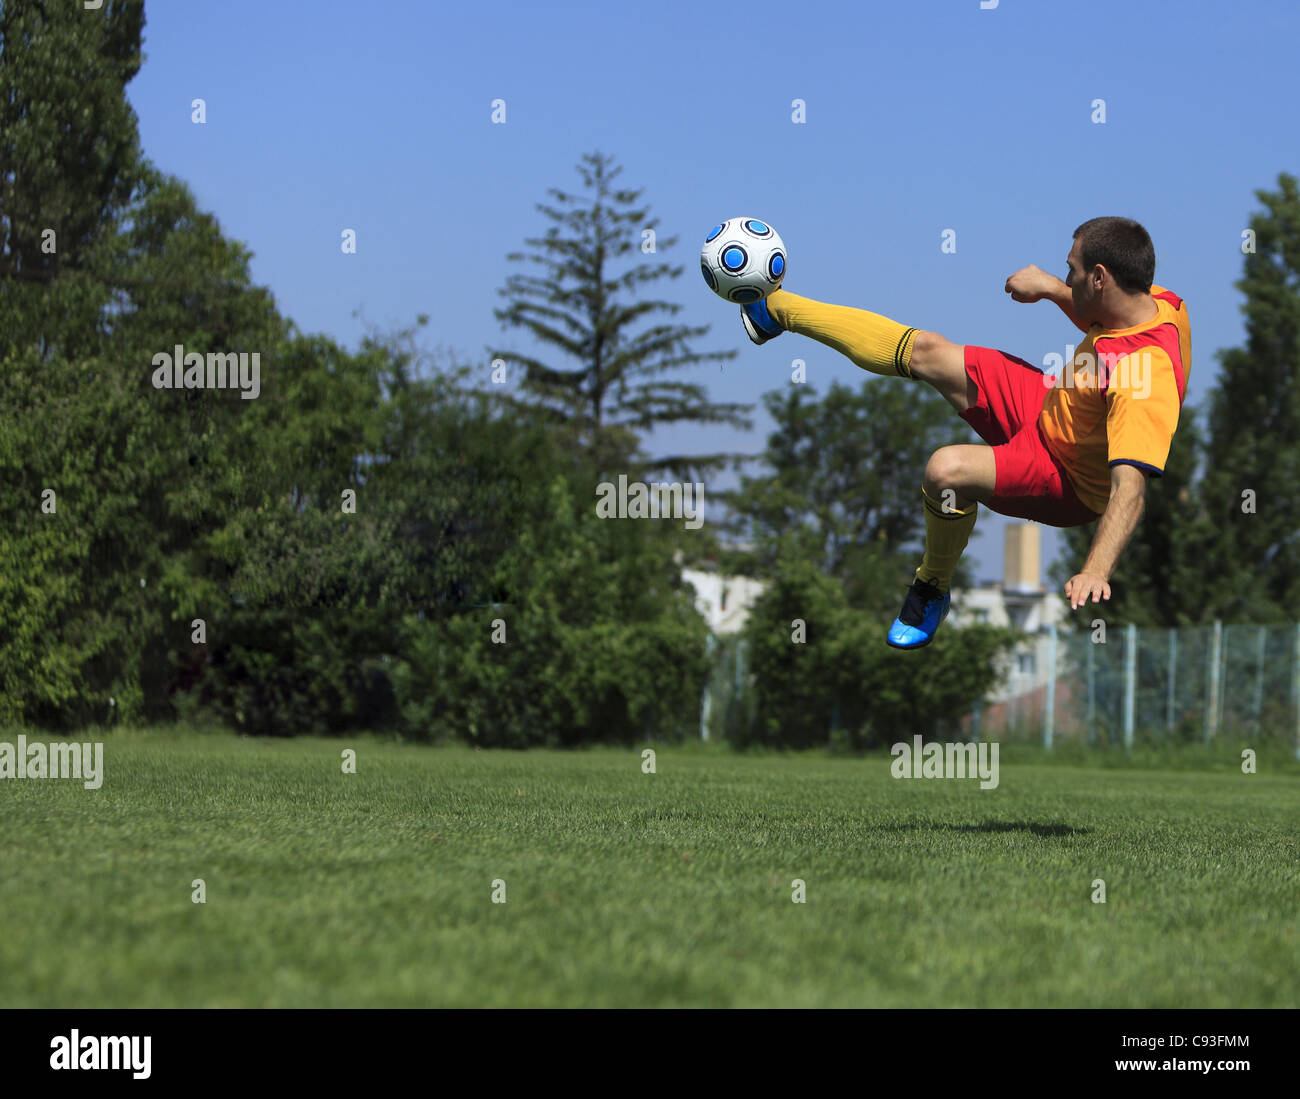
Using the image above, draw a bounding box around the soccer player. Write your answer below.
[738,217,1191,648]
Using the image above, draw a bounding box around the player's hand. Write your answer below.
[1004,264,1055,303]
[1064,572,1110,610]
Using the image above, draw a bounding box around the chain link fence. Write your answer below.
[700,624,1300,754]
[1038,622,1300,750]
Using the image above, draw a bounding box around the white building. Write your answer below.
[950,522,1068,708]
[681,566,766,636]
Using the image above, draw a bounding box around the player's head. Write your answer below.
[1066,217,1155,323]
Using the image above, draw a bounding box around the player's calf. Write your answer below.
[887,445,992,650]
[757,289,920,379]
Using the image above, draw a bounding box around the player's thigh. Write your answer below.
[909,331,977,413]
[922,444,997,503]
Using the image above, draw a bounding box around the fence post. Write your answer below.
[1123,623,1137,754]
[1086,638,1096,746]
[1218,624,1228,734]
[1043,625,1057,750]
[700,634,717,741]
[1166,628,1177,737]
[1204,620,1221,745]
[1252,625,1266,737]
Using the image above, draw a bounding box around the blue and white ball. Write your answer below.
[700,217,786,303]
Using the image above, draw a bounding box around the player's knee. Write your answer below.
[909,330,963,386]
[911,329,944,363]
[909,330,936,374]
[923,446,967,492]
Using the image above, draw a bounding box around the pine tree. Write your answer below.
[489,150,751,479]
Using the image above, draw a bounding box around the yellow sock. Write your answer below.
[917,487,977,593]
[765,289,918,378]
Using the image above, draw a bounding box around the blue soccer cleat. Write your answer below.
[887,577,950,649]
[740,297,783,345]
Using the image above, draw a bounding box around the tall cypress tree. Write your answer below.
[0,0,144,291]
[489,150,751,479]
[1201,172,1300,621]
[0,0,151,725]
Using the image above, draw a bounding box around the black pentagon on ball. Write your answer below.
[730,286,762,303]
[700,262,717,291]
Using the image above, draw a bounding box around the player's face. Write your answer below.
[1065,239,1096,322]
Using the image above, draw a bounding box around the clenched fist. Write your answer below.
[1004,264,1058,303]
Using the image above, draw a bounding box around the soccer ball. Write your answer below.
[700,217,786,303]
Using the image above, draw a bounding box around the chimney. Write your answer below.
[1004,522,1041,592]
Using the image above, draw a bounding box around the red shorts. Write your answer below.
[959,346,1101,528]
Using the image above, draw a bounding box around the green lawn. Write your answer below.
[1,731,1297,1007]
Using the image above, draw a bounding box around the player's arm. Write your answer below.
[1064,464,1147,609]
[1004,265,1089,333]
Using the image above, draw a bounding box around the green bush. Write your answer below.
[392,476,709,746]
[731,550,1018,749]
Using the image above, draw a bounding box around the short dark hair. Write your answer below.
[1072,217,1155,293]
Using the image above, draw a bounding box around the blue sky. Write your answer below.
[125,0,1299,584]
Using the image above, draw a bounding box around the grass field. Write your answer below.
[2,730,1297,1008]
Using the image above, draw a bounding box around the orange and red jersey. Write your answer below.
[1038,286,1191,514]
